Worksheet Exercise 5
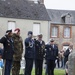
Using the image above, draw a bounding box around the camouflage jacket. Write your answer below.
[12,33,23,61]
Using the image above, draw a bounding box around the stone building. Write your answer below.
[0,0,50,46]
[47,9,75,50]
[1,0,75,51]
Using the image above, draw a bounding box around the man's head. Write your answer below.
[69,44,73,49]
[37,33,43,40]
[28,31,33,38]
[6,29,12,37]
[50,39,54,45]
[14,28,20,36]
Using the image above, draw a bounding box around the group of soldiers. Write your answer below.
[0,29,58,75]
[24,31,58,75]
[0,28,23,75]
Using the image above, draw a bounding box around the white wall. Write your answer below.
[0,17,49,43]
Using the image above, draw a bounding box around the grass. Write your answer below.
[20,69,65,75]
[54,69,65,75]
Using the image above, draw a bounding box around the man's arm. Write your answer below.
[42,41,45,57]
[56,46,59,58]
[21,38,23,54]
[64,49,70,57]
[0,36,6,44]
[25,38,29,47]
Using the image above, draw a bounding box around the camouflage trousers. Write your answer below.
[12,61,20,75]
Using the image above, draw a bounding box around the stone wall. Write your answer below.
[68,51,75,75]
[50,24,75,50]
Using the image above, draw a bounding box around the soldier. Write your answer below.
[12,28,23,75]
[35,33,45,75]
[0,30,14,75]
[45,39,58,75]
[24,31,35,75]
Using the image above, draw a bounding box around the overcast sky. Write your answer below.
[44,0,75,10]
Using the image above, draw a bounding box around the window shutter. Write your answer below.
[33,23,40,36]
[8,21,16,32]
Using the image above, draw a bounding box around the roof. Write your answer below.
[61,13,71,18]
[0,0,50,21]
[47,9,75,24]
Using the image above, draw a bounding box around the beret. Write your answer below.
[14,28,20,32]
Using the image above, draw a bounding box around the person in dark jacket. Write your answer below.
[24,31,35,75]
[35,33,45,75]
[64,45,73,66]
[45,39,58,75]
[0,47,4,57]
[0,30,14,75]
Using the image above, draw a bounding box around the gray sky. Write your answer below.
[44,0,75,10]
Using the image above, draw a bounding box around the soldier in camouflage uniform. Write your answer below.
[12,28,23,75]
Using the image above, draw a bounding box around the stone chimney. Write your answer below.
[27,0,44,4]
[40,0,44,4]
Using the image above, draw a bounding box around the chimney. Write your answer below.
[40,0,44,4]
[27,0,44,4]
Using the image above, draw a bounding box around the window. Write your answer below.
[8,21,16,32]
[61,13,71,24]
[64,27,71,38]
[51,26,58,37]
[33,23,40,36]
[65,15,71,24]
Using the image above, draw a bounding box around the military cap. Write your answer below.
[37,33,43,36]
[28,31,33,35]
[50,39,54,42]
[6,29,12,33]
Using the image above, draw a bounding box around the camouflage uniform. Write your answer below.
[12,33,23,75]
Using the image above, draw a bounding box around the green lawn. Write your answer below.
[54,69,65,75]
[20,69,65,75]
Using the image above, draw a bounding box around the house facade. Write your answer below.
[0,0,50,48]
[0,17,49,43]
[47,9,75,50]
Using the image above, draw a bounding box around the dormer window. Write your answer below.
[61,13,71,24]
[65,14,71,24]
